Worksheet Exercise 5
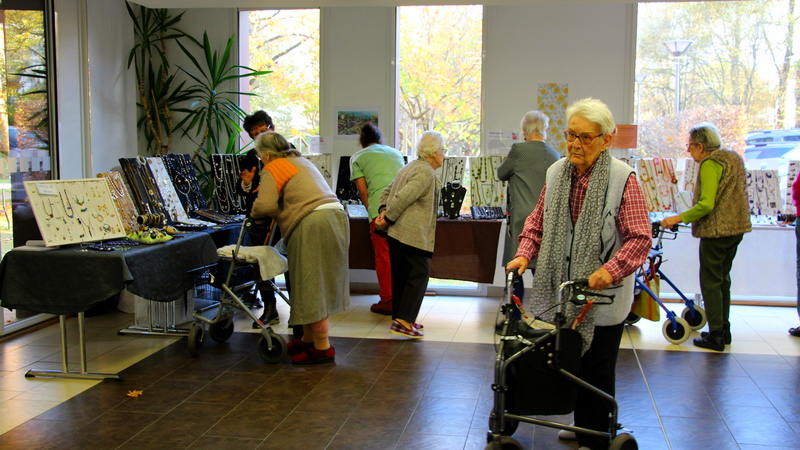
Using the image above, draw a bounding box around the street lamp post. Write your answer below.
[663,39,693,114]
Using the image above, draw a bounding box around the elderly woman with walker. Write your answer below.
[506,98,651,450]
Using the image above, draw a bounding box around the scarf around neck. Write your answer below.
[531,150,611,353]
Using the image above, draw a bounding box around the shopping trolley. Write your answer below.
[625,222,707,344]
[186,218,288,363]
[487,272,637,450]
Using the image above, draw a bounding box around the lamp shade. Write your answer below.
[609,125,637,149]
[663,39,693,57]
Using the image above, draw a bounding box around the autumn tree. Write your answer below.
[636,1,795,155]
[245,9,320,147]
[398,5,482,156]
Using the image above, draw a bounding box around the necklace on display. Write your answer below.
[59,190,75,218]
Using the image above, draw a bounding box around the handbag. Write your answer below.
[632,273,661,321]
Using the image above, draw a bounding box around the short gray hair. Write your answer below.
[416,131,445,159]
[521,110,549,140]
[566,98,616,135]
[255,131,301,159]
[688,122,722,150]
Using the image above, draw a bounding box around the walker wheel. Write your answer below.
[662,317,691,344]
[187,325,204,356]
[610,432,638,450]
[681,305,707,331]
[484,436,523,449]
[624,312,641,325]
[258,332,287,363]
[209,318,235,343]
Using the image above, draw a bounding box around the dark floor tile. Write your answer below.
[618,425,668,450]
[653,389,720,419]
[396,432,467,449]
[348,338,405,358]
[114,379,208,413]
[226,352,287,376]
[762,389,800,422]
[661,416,738,450]
[49,410,163,450]
[616,392,659,427]
[706,377,773,408]
[425,367,487,399]
[261,410,347,450]
[684,350,748,378]
[205,398,290,440]
[327,415,406,450]
[348,395,419,423]
[716,403,800,446]
[0,418,81,449]
[36,384,130,424]
[364,368,435,400]
[130,401,235,446]
[295,381,371,414]
[118,439,184,450]
[187,371,267,404]
[250,370,327,401]
[439,342,494,370]
[405,396,478,436]
[323,361,386,385]
[187,435,262,449]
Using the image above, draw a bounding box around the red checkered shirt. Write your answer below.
[515,168,651,285]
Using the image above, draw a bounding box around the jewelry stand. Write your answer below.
[25,313,122,381]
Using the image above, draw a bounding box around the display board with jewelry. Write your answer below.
[746,169,782,216]
[146,157,191,223]
[160,153,206,212]
[441,180,467,219]
[468,156,506,207]
[785,160,799,215]
[210,154,248,214]
[306,154,333,187]
[24,179,127,247]
[119,156,170,224]
[97,170,139,233]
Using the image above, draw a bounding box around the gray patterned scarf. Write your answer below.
[530,150,611,353]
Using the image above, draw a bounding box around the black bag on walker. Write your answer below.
[503,319,583,416]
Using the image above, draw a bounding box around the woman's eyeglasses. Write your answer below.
[563,130,604,145]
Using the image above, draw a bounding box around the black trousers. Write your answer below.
[387,237,431,324]
[575,322,625,450]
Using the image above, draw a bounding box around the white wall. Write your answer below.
[55,0,137,178]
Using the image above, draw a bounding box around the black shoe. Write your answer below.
[701,323,731,344]
[694,330,725,351]
[789,327,800,337]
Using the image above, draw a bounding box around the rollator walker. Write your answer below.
[487,272,637,450]
[187,218,289,363]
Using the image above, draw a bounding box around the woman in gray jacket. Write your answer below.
[375,131,445,338]
[497,110,560,300]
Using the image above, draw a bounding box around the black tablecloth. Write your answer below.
[0,232,219,315]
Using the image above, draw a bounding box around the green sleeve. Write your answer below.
[680,159,723,224]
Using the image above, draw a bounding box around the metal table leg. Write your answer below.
[25,313,122,381]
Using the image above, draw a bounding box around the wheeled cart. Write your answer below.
[626,223,707,344]
[186,218,288,363]
[487,272,637,450]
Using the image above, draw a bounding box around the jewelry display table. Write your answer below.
[0,232,219,380]
[349,217,503,283]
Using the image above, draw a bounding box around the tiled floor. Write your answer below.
[1,293,800,449]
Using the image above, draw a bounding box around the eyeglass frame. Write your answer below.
[563,130,605,146]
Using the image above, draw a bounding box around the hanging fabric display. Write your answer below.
[468,156,506,207]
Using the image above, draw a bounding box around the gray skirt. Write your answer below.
[285,208,350,325]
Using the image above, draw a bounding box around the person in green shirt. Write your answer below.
[350,123,405,315]
[661,122,751,351]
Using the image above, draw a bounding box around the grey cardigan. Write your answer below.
[379,158,441,252]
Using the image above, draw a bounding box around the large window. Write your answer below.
[239,9,320,152]
[1,0,56,333]
[636,1,797,160]
[397,5,483,157]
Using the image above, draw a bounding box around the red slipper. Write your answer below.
[291,346,335,364]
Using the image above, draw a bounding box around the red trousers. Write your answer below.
[370,219,392,303]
